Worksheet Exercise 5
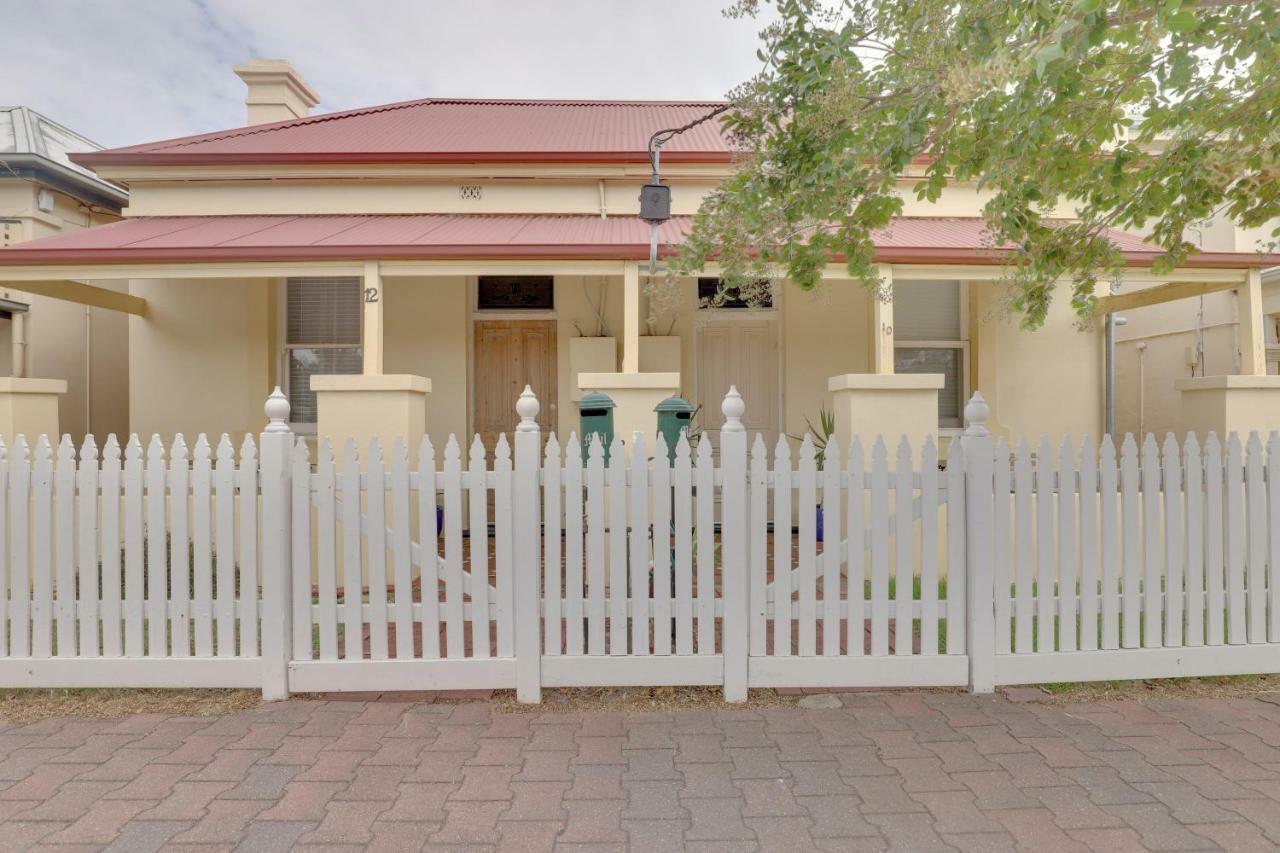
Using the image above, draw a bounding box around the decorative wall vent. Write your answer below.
[459,185,483,200]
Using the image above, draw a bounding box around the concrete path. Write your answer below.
[1,690,1279,851]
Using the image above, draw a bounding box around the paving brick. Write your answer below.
[747,814,821,850]
[623,747,681,781]
[1134,780,1245,824]
[217,764,299,800]
[367,818,434,852]
[990,807,1091,852]
[621,818,688,853]
[572,736,625,766]
[168,798,269,843]
[0,762,93,800]
[75,747,169,781]
[557,799,627,844]
[783,761,855,797]
[296,799,392,845]
[864,811,956,851]
[1105,801,1228,850]
[403,749,471,783]
[798,794,881,839]
[16,779,123,821]
[622,779,687,820]
[1185,820,1279,852]
[40,797,154,845]
[564,763,626,801]
[467,737,529,766]
[333,764,411,801]
[184,747,268,782]
[233,819,317,852]
[98,762,196,800]
[675,733,728,764]
[515,749,573,782]
[100,819,194,852]
[378,781,456,822]
[887,757,967,793]
[726,746,790,780]
[255,780,346,822]
[1031,785,1127,830]
[683,796,755,842]
[911,790,1004,835]
[136,780,236,820]
[502,780,570,821]
[256,735,331,766]
[451,765,518,801]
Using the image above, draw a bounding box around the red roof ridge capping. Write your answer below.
[2,213,1278,269]
[71,98,736,168]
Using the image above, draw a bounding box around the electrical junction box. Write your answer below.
[639,183,671,222]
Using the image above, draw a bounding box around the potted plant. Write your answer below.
[791,407,835,542]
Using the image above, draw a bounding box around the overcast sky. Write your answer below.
[2,1,767,149]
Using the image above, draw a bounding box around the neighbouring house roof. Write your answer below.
[71,99,737,168]
[0,107,128,208]
[1,213,1276,269]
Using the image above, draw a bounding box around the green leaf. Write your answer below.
[1166,10,1198,32]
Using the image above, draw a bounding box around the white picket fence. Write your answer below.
[0,386,1276,701]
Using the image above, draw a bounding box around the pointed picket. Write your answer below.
[585,435,607,655]
[8,438,30,657]
[1162,433,1184,647]
[694,434,715,654]
[291,437,313,661]
[0,440,7,659]
[1269,433,1280,644]
[608,435,628,655]
[340,438,363,660]
[1013,438,1034,654]
[543,435,564,657]
[747,434,767,658]
[822,436,843,656]
[993,437,1012,655]
[1099,436,1120,651]
[493,434,514,658]
[31,437,53,658]
[893,438,914,657]
[388,438,413,660]
[238,435,258,657]
[771,436,792,657]
[1245,433,1266,644]
[127,435,148,657]
[869,438,890,657]
[315,439,339,661]
[467,435,491,659]
[919,437,939,656]
[418,436,441,660]
[1140,434,1162,649]
[54,436,76,657]
[1204,433,1225,646]
[145,436,167,658]
[442,436,465,658]
[1120,435,1141,649]
[1057,438,1077,653]
[629,434,650,655]
[1184,433,1204,648]
[191,435,214,657]
[1225,434,1246,644]
[168,435,191,658]
[100,436,122,658]
[673,433,695,656]
[845,438,865,657]
[1078,436,1098,652]
[1035,437,1055,652]
[563,434,585,657]
[654,433,675,657]
[945,441,966,655]
[796,435,818,657]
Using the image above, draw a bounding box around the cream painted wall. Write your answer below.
[128,277,272,444]
[0,179,127,439]
[554,276,627,435]
[784,282,872,440]
[971,281,1103,444]
[383,276,469,443]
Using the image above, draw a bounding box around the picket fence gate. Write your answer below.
[0,386,1277,702]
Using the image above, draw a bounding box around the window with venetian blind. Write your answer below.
[285,277,362,425]
[892,279,968,429]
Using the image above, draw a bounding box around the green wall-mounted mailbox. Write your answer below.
[577,390,615,464]
[654,394,694,463]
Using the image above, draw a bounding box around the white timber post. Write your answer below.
[720,386,749,702]
[362,260,384,376]
[961,391,995,693]
[514,385,543,703]
[260,386,294,700]
[1237,268,1267,376]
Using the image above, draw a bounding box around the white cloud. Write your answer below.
[1,0,766,148]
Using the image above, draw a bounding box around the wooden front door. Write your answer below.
[473,320,557,449]
[696,319,780,450]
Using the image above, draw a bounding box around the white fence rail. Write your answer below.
[0,387,1276,701]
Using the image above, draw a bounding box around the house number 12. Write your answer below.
[364,287,380,303]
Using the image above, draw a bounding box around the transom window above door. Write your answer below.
[697,277,774,309]
[477,276,554,310]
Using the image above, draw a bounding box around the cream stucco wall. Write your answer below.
[383,276,469,443]
[128,277,273,444]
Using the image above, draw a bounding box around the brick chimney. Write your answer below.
[232,59,320,125]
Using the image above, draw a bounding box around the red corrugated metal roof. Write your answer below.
[2,214,1275,269]
[72,99,738,167]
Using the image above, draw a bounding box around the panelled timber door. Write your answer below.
[474,320,557,450]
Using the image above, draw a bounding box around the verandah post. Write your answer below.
[720,386,749,702]
[513,386,543,703]
[260,387,294,701]
[961,392,996,693]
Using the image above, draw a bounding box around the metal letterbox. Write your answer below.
[577,391,615,463]
[654,395,694,463]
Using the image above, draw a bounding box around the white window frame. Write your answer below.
[893,280,969,435]
[278,277,364,434]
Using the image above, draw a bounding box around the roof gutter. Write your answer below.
[70,150,738,169]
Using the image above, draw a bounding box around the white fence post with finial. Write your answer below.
[260,387,294,700]
[513,385,543,703]
[961,391,996,693]
[720,386,750,702]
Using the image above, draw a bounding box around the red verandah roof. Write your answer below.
[1,214,1275,269]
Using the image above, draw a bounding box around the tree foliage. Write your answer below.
[678,0,1280,328]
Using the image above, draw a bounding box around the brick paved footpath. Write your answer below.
[1,689,1280,852]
